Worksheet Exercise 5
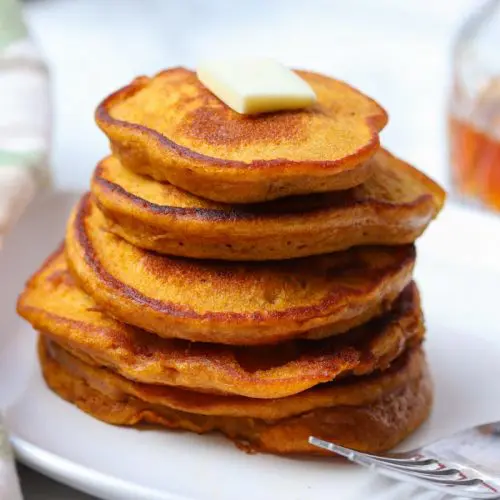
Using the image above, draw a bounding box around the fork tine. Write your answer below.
[401,474,483,487]
[308,438,441,476]
[385,465,464,477]
[358,455,438,467]
[308,437,358,460]
[308,438,433,468]
[309,437,437,467]
[345,453,439,468]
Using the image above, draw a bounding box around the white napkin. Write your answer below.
[0,417,22,500]
[0,0,51,248]
[0,1,50,498]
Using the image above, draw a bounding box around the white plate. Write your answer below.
[1,192,500,500]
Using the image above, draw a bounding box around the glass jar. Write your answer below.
[449,0,500,211]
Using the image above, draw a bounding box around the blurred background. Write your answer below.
[3,1,500,497]
[21,0,482,192]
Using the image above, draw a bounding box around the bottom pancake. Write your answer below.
[39,337,432,455]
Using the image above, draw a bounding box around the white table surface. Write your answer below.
[15,0,483,498]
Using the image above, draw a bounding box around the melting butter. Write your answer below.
[197,58,316,115]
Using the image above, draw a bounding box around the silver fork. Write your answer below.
[309,421,500,499]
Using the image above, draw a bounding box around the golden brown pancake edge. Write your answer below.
[43,336,426,420]
[65,195,417,345]
[40,337,433,454]
[95,68,388,203]
[17,247,424,398]
[92,150,445,260]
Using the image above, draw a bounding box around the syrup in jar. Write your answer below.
[450,79,500,210]
[449,0,500,211]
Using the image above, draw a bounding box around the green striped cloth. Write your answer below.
[0,0,50,239]
[0,0,27,49]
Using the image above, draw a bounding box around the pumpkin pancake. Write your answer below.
[43,337,426,420]
[40,338,432,454]
[92,150,445,260]
[17,248,424,398]
[65,195,416,345]
[95,67,388,203]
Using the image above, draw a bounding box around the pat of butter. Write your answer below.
[197,59,316,115]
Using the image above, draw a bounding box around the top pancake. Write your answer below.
[65,194,416,345]
[92,150,445,260]
[96,67,388,203]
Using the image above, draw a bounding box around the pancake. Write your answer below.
[17,248,424,398]
[43,337,426,420]
[65,195,416,345]
[95,67,388,203]
[40,338,432,454]
[92,150,445,260]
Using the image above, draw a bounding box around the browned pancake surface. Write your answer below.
[40,338,432,454]
[44,337,426,420]
[96,68,388,203]
[17,248,423,398]
[92,150,445,260]
[65,195,416,345]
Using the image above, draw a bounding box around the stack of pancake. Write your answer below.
[17,68,445,455]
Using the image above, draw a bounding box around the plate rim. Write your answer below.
[5,193,500,499]
[12,436,194,500]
